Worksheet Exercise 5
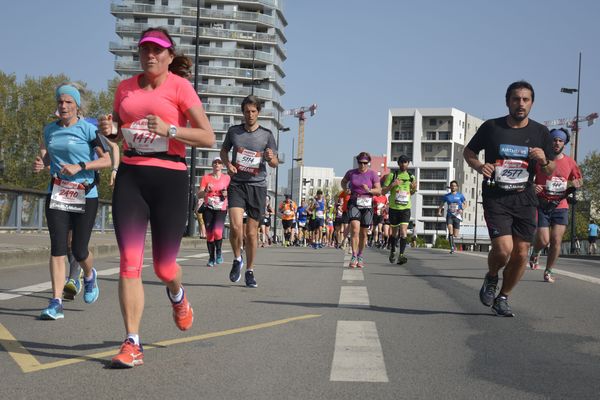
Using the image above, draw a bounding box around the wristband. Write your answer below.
[78,162,86,171]
[540,160,550,167]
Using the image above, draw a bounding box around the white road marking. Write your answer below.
[342,269,364,281]
[0,283,52,301]
[330,321,389,382]
[338,286,370,308]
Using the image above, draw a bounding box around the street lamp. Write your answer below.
[561,52,582,254]
[273,124,290,244]
[186,0,203,237]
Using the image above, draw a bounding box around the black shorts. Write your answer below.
[373,215,383,226]
[282,219,294,230]
[589,236,598,244]
[483,193,537,242]
[227,183,266,221]
[446,214,461,230]
[260,215,271,227]
[348,200,373,228]
[314,217,325,228]
[388,208,411,226]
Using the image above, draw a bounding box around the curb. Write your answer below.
[0,237,207,270]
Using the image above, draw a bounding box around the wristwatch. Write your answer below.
[78,161,87,171]
[168,125,177,138]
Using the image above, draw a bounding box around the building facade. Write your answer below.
[110,0,287,193]
[286,165,336,206]
[387,107,487,244]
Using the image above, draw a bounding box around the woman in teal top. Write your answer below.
[33,83,111,320]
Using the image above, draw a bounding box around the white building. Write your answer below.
[387,107,487,244]
[110,0,287,194]
[285,165,336,205]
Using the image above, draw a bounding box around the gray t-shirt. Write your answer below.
[222,124,277,187]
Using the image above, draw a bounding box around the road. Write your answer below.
[1,245,599,399]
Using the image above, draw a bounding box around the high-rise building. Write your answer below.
[387,107,486,244]
[109,0,287,193]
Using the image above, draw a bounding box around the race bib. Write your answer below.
[376,203,385,215]
[495,159,529,191]
[121,119,168,153]
[356,195,372,209]
[316,210,324,218]
[545,177,567,196]
[395,190,410,205]
[448,203,460,215]
[50,178,86,213]
[283,210,293,216]
[235,148,262,175]
[207,195,224,210]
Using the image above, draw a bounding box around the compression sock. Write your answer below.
[400,237,407,254]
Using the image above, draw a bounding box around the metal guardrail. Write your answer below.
[0,186,113,233]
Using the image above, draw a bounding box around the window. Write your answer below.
[168,18,175,25]
[134,17,148,23]
[419,182,447,190]
[424,144,433,152]
[426,131,436,140]
[420,169,447,180]
[162,0,168,5]
[422,195,440,206]
[429,119,437,126]
[438,131,451,140]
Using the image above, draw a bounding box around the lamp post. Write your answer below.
[561,52,582,254]
[186,0,202,237]
[273,124,290,244]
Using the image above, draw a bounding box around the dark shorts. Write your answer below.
[483,194,537,242]
[388,208,411,226]
[314,217,325,228]
[446,214,461,230]
[589,236,597,244]
[227,183,266,221]
[372,215,383,226]
[260,215,271,227]
[282,219,294,230]
[348,200,373,228]
[537,207,569,228]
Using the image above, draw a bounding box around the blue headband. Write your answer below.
[550,129,567,142]
[55,85,81,107]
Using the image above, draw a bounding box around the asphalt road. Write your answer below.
[1,245,599,399]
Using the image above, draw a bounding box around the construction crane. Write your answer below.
[284,104,318,166]
[544,112,598,158]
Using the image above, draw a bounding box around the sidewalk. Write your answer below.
[0,230,206,269]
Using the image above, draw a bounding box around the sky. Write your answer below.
[1,0,599,181]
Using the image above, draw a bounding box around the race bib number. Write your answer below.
[316,210,324,218]
[207,195,224,210]
[356,195,372,209]
[495,159,529,191]
[395,190,410,205]
[121,119,168,153]
[235,148,262,175]
[545,177,567,196]
[448,203,460,215]
[283,210,293,216]
[50,178,86,213]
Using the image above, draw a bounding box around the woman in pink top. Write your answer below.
[99,27,215,368]
[198,157,230,266]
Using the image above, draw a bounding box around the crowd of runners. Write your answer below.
[28,26,587,369]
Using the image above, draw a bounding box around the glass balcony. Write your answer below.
[198,84,271,99]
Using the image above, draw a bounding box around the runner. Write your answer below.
[528,128,582,283]
[372,193,388,247]
[296,200,309,246]
[589,220,598,255]
[278,194,297,247]
[341,152,382,268]
[437,180,466,254]
[382,155,417,265]
[98,27,215,367]
[220,95,278,288]
[308,190,326,249]
[198,157,230,267]
[333,188,351,249]
[33,82,111,320]
[464,80,555,317]
[259,195,274,247]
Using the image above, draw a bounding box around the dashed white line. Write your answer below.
[330,321,389,382]
[338,286,370,308]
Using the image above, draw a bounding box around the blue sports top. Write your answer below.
[441,192,466,216]
[43,118,100,198]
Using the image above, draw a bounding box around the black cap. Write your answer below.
[398,155,410,163]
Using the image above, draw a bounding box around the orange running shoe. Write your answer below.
[170,287,194,331]
[111,338,144,368]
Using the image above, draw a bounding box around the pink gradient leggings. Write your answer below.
[112,163,188,282]
[202,208,227,242]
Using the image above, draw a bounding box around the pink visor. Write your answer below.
[138,30,172,48]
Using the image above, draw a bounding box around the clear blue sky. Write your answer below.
[1,0,599,179]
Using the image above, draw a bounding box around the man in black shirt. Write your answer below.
[464,81,556,317]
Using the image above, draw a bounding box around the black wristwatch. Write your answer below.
[78,161,87,171]
[540,159,550,167]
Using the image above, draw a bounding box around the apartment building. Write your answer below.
[387,108,487,244]
[109,0,287,193]
[286,165,336,205]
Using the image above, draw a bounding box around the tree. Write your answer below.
[580,151,600,217]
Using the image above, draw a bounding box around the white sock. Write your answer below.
[236,256,242,262]
[53,297,62,304]
[168,286,184,303]
[127,333,140,345]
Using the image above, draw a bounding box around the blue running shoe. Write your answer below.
[40,299,64,320]
[230,258,244,282]
[216,254,224,264]
[63,278,81,301]
[207,259,215,267]
[83,268,99,304]
[245,270,258,288]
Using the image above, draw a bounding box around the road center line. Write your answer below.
[330,320,389,382]
[338,286,370,308]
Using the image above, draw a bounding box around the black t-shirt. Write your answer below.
[467,116,554,200]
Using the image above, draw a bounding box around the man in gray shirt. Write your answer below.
[220,95,278,288]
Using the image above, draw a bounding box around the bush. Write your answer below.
[434,236,451,249]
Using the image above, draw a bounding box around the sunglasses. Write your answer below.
[358,161,369,165]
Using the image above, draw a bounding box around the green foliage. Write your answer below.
[0,71,120,200]
[434,235,450,249]
[580,151,600,216]
[411,235,426,248]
